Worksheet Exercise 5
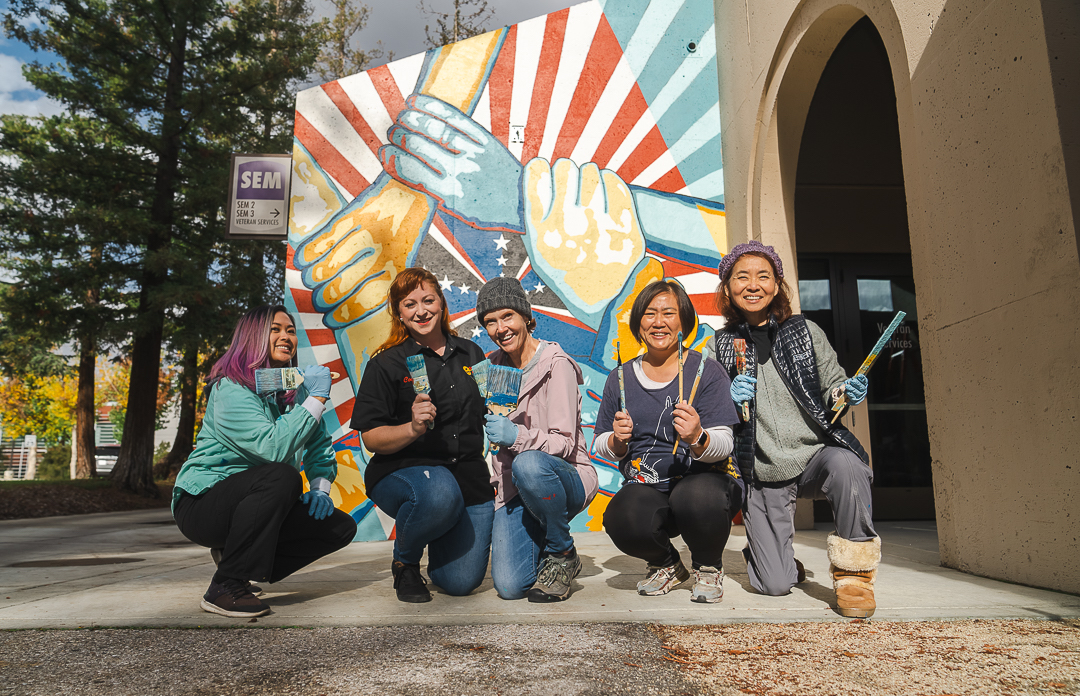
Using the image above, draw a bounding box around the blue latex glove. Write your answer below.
[300,490,334,520]
[730,374,757,404]
[484,414,519,448]
[843,374,869,405]
[302,364,332,399]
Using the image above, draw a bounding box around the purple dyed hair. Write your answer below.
[208,305,297,400]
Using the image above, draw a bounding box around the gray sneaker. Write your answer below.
[691,565,724,603]
[637,559,690,595]
[528,549,582,602]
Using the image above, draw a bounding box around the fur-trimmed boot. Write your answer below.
[827,533,880,618]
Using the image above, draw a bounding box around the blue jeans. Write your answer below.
[490,450,586,600]
[368,465,494,596]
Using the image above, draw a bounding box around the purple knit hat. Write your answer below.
[717,240,785,281]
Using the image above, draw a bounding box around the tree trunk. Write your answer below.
[159,345,198,478]
[74,333,97,479]
[111,307,165,496]
[112,14,189,498]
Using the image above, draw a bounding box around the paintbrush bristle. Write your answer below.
[405,354,431,394]
[254,367,303,395]
[470,359,491,396]
[485,364,523,413]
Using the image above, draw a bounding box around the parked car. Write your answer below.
[94,445,120,475]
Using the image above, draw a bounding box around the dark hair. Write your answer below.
[208,305,297,402]
[629,280,697,344]
[716,251,793,326]
[375,268,456,355]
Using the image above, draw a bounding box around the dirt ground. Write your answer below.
[0,480,171,520]
[0,621,1077,695]
[655,619,1080,695]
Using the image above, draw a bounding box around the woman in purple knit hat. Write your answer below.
[712,241,881,618]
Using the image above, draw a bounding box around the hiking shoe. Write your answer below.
[392,561,432,603]
[200,578,271,618]
[209,549,263,596]
[528,548,582,603]
[691,565,724,603]
[637,559,690,596]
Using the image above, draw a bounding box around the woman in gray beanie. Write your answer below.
[712,241,880,617]
[475,277,598,602]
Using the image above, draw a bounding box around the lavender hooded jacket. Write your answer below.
[489,340,599,511]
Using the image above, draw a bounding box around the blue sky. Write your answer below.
[0,0,579,118]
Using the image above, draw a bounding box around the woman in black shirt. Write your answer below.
[350,268,493,603]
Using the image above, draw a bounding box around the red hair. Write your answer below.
[374,268,456,355]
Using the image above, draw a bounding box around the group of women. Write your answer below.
[172,241,881,620]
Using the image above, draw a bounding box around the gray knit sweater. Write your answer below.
[753,320,848,482]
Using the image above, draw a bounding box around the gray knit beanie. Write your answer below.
[475,277,532,324]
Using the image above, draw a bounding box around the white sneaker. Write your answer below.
[637,560,690,595]
[691,565,724,603]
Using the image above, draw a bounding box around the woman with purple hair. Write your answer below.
[173,305,357,618]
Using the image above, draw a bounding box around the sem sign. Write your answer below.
[226,154,292,239]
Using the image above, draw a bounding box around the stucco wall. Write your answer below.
[713,0,1080,592]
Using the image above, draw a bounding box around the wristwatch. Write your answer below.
[693,429,708,448]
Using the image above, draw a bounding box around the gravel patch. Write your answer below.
[0,623,697,695]
[655,619,1080,695]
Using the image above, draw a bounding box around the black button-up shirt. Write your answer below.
[350,334,493,506]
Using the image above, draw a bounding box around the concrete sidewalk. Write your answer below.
[1,509,1077,629]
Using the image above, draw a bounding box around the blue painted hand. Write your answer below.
[484,414,519,448]
[379,94,524,232]
[843,374,869,405]
[730,374,757,404]
[300,490,334,520]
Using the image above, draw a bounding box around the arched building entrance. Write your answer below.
[793,17,933,520]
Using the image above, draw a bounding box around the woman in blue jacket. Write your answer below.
[173,305,357,618]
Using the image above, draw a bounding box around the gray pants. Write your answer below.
[742,446,876,596]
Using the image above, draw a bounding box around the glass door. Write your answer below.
[798,254,934,519]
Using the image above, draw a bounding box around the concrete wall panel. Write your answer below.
[713,0,1080,592]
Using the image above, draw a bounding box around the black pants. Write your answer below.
[603,473,735,570]
[174,462,357,584]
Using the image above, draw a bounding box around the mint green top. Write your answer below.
[172,378,337,512]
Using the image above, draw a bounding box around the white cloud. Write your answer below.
[0,52,63,117]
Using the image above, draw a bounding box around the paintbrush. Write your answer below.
[405,354,434,429]
[677,331,684,404]
[733,339,750,422]
[469,359,491,397]
[830,310,907,424]
[616,341,626,414]
[673,350,709,454]
[485,364,523,452]
[254,367,341,395]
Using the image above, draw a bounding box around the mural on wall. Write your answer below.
[287,0,730,541]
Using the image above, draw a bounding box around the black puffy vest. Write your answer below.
[713,315,869,482]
